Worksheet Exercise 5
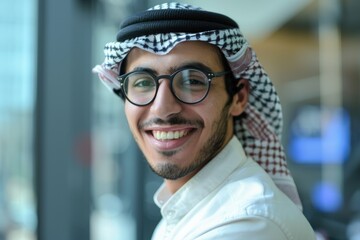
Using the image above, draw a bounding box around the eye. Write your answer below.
[127,73,156,92]
[175,70,208,90]
[182,78,206,86]
[133,78,155,88]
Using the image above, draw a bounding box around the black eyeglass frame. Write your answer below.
[117,68,230,106]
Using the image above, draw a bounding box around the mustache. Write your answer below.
[139,115,204,129]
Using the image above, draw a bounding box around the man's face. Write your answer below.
[124,41,242,181]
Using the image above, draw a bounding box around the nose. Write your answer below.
[149,79,182,118]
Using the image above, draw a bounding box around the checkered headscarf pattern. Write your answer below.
[93,2,302,209]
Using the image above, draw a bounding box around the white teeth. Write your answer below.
[153,130,187,140]
[167,131,174,139]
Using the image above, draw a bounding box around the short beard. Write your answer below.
[148,102,232,180]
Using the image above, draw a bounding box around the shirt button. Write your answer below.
[167,210,175,217]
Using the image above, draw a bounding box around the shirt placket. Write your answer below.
[161,209,179,240]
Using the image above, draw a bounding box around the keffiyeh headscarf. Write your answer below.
[93,2,302,209]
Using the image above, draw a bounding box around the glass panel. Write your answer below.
[0,0,37,240]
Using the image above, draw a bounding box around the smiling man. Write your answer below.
[93,2,316,239]
[123,41,246,193]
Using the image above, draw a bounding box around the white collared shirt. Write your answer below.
[152,137,316,240]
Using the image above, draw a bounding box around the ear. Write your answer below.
[229,79,249,117]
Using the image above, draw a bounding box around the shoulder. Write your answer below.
[189,158,316,239]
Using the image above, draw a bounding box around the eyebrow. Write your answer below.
[131,61,214,75]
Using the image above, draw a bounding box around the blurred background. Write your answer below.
[0,0,359,239]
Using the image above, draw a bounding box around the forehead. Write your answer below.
[124,41,223,72]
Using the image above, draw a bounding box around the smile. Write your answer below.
[153,130,189,141]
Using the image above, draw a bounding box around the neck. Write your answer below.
[163,134,235,194]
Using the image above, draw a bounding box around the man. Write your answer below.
[93,2,316,239]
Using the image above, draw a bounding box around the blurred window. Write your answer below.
[0,0,38,239]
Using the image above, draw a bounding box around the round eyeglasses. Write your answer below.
[117,68,229,106]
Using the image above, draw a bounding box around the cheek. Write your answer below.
[124,103,141,134]
[195,104,223,131]
[201,93,230,121]
[198,97,232,136]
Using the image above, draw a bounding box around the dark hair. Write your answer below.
[113,62,126,99]
[215,49,242,105]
